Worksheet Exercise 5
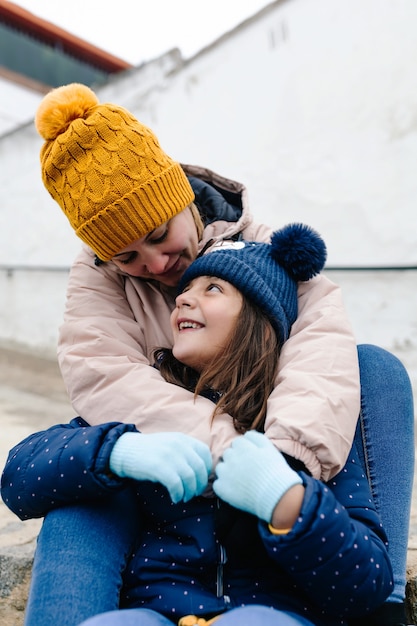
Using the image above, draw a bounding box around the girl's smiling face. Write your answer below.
[170,276,243,371]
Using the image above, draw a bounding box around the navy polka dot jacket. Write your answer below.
[1,418,393,625]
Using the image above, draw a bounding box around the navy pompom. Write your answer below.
[270,223,327,282]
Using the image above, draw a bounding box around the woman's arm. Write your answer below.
[263,273,361,481]
[58,248,238,454]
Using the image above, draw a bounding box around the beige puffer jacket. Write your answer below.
[58,165,360,481]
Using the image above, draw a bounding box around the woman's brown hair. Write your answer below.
[189,202,204,240]
[155,298,282,433]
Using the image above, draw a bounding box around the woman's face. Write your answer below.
[170,276,243,371]
[111,207,199,287]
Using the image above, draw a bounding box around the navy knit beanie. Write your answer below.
[179,223,327,343]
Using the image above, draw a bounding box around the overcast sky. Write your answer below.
[14,1,271,64]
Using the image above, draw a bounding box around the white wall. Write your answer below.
[327,270,417,392]
[0,0,416,395]
[0,268,69,355]
[0,77,43,136]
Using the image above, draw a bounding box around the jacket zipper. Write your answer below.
[216,543,227,598]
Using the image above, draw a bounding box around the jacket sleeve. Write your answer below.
[259,447,393,619]
[264,273,360,481]
[1,417,136,520]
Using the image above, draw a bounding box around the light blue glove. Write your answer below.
[109,432,212,503]
[213,430,302,523]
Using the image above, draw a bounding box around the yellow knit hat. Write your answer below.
[35,83,195,261]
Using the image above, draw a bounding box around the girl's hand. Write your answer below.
[213,430,303,524]
[110,432,212,503]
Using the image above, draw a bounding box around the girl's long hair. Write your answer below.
[155,299,282,433]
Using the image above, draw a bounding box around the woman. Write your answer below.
[2,225,394,625]
[35,82,359,479]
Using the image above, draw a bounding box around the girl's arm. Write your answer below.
[260,455,393,618]
[214,432,392,619]
[1,418,135,519]
[1,418,212,520]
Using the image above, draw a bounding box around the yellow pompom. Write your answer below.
[35,83,99,140]
[178,617,199,626]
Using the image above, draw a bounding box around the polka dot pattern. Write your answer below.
[1,420,393,625]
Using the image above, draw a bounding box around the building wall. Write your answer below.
[0,0,416,394]
[0,77,43,135]
[101,0,417,267]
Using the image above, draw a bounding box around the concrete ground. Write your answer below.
[0,346,416,621]
[0,348,75,624]
[0,349,74,552]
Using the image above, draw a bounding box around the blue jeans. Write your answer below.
[24,488,142,625]
[354,345,414,604]
[24,345,414,626]
[79,606,314,625]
